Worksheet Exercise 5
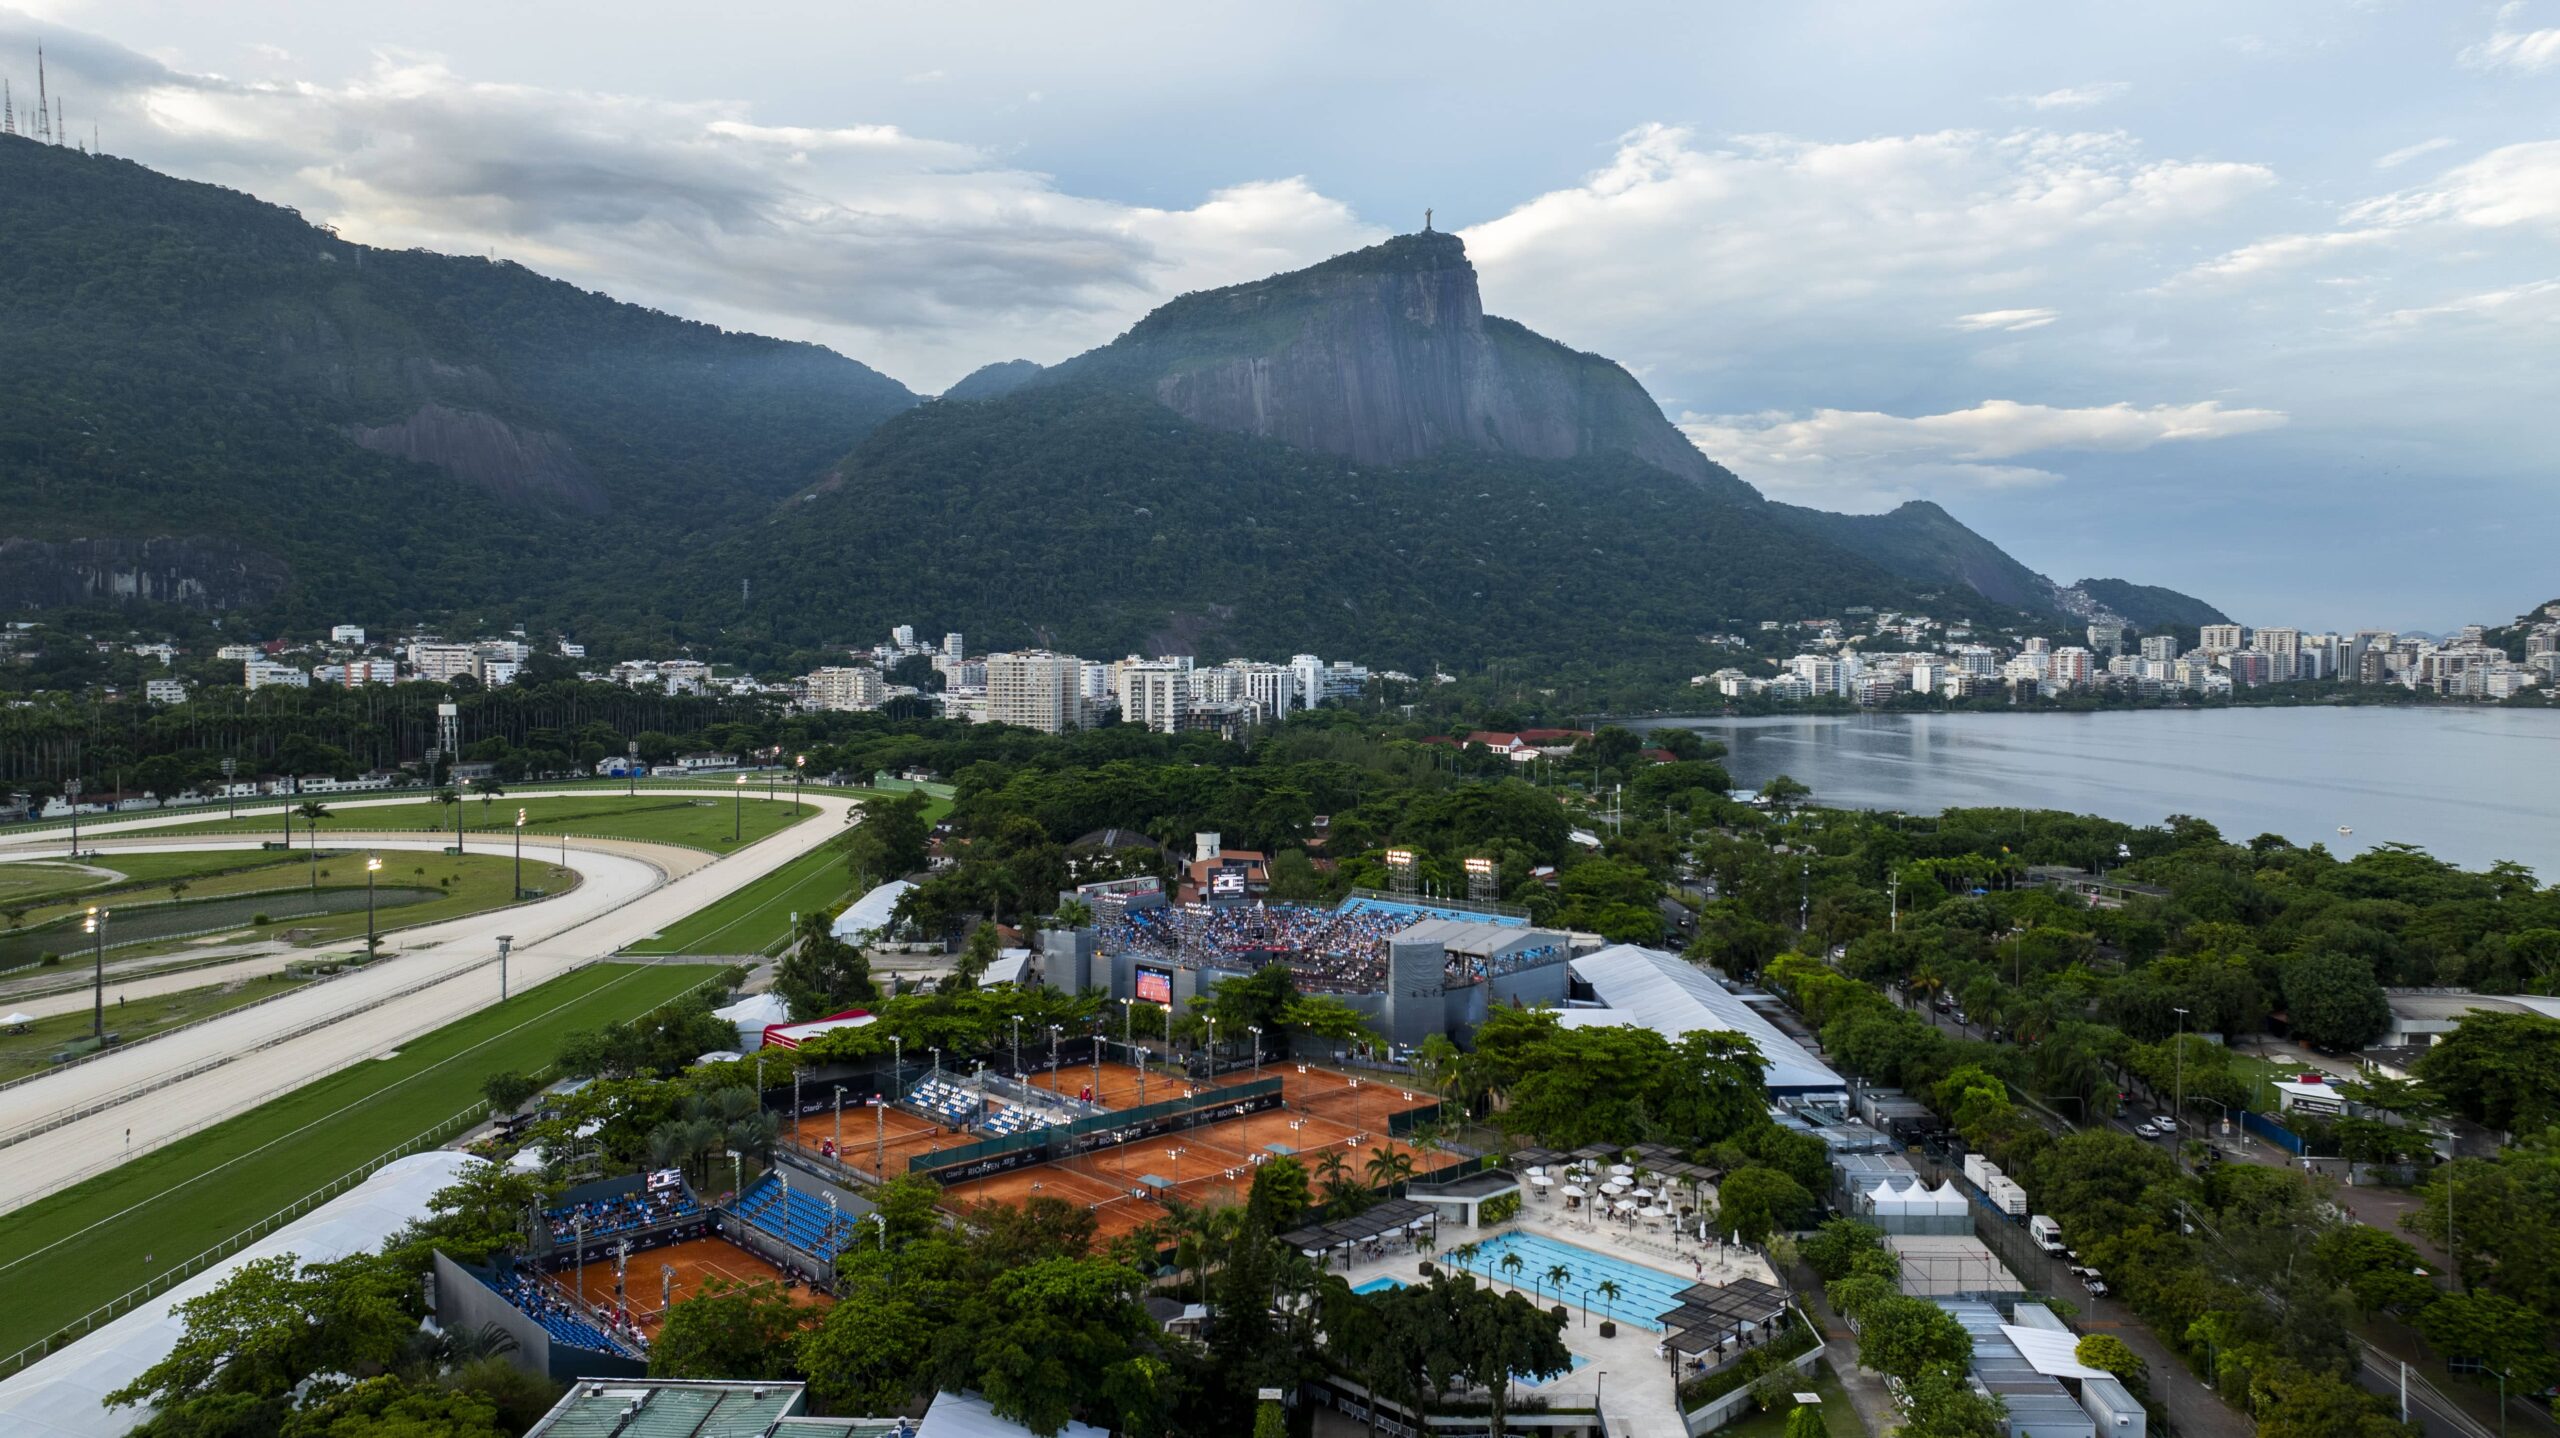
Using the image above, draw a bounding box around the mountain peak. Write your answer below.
[1049,229,1750,494]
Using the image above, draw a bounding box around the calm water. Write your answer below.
[1634,708,2560,879]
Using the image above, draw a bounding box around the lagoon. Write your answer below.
[1634,708,2560,879]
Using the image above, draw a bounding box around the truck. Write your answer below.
[2030,1214,2065,1253]
[1963,1152,1998,1188]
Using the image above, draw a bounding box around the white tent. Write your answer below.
[1923,1181,1971,1217]
[832,879,915,942]
[713,992,791,1050]
[0,1152,474,1438]
[1866,1180,1907,1216]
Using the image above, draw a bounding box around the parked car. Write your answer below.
[2134,1121,2161,1137]
[2154,1115,2179,1131]
[2082,1275,2109,1296]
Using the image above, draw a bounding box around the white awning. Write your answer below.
[832,880,915,941]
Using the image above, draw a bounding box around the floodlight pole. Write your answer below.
[833,1085,846,1155]
[365,855,382,956]
[85,906,109,1038]
[496,935,513,1002]
[514,808,526,899]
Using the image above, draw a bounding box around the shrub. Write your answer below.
[39,952,62,967]
[252,913,271,926]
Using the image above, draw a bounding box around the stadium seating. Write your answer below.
[544,1189,699,1244]
[906,1078,982,1127]
[494,1271,622,1352]
[731,1172,856,1263]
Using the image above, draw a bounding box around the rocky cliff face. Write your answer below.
[350,404,605,512]
[1051,231,1757,500]
[0,537,291,610]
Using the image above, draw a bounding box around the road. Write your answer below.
[0,789,855,1214]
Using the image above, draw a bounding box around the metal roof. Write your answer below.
[531,1382,802,1438]
[1560,945,1847,1093]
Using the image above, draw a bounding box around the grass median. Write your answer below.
[623,842,858,956]
[0,960,722,1360]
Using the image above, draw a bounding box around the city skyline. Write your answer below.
[3,2,2554,628]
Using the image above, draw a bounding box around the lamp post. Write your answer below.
[794,753,805,809]
[733,774,745,843]
[1048,1023,1063,1084]
[1011,1014,1024,1077]
[1248,1025,1263,1079]
[1349,1076,1365,1131]
[833,1084,846,1156]
[875,1093,886,1179]
[84,906,109,1038]
[573,1216,588,1311]
[514,807,526,899]
[626,741,639,798]
[65,778,80,858]
[891,1035,904,1099]
[220,759,236,820]
[496,934,513,1002]
[727,1148,741,1202]
[2171,1006,2190,1172]
[1169,1145,1185,1194]
[1205,1015,1218,1075]
[365,855,382,956]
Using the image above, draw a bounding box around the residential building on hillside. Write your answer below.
[987,650,1087,733]
[1119,660,1190,734]
[244,659,309,690]
[803,666,887,712]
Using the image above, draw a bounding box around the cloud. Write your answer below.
[2004,82,2133,110]
[3,23,1376,390]
[2170,141,2560,286]
[2461,3,2560,72]
[1461,124,2272,406]
[2376,137,2455,169]
[2382,277,2560,327]
[1680,399,2287,508]
[1953,307,2059,332]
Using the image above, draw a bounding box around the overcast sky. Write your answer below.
[6,1,2555,629]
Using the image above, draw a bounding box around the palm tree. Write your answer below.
[1363,1145,1415,1193]
[1451,1241,1482,1274]
[295,800,330,847]
[166,878,191,906]
[1498,1250,1525,1295]
[1315,1150,1351,1191]
[1416,1228,1437,1264]
[434,787,462,850]
[1544,1263,1573,1312]
[1594,1278,1623,1329]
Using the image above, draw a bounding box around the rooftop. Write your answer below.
[1560,945,1846,1094]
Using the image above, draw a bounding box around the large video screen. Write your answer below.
[1135,965,1174,1006]
[1210,865,1247,897]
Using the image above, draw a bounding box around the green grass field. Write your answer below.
[0,852,311,917]
[0,971,319,1080]
[139,793,814,853]
[623,842,855,956]
[0,961,722,1359]
[619,789,952,956]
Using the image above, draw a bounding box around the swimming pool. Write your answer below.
[1440,1231,1689,1332]
[1352,1276,1408,1295]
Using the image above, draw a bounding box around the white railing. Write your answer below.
[0,1100,485,1380]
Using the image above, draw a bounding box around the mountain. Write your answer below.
[1768,500,2059,612]
[1039,230,1758,501]
[0,136,917,631]
[941,360,1047,401]
[0,140,2218,671]
[2068,578,2232,629]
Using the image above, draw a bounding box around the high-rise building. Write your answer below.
[2139,634,2181,664]
[2252,627,2301,682]
[2049,647,2096,688]
[2227,651,2272,687]
[1119,661,1190,734]
[987,650,1086,733]
[343,658,397,687]
[2085,623,2125,657]
[942,633,965,662]
[2198,623,2245,654]
[330,624,367,646]
[1234,662,1300,722]
[892,625,916,650]
[1291,654,1327,709]
[804,666,887,712]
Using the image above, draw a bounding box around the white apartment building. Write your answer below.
[407,643,478,683]
[804,666,888,712]
[986,650,1087,733]
[2252,627,2301,683]
[475,659,520,687]
[145,677,190,705]
[244,659,310,690]
[1290,654,1327,709]
[343,658,398,687]
[1119,661,1191,734]
[215,643,259,662]
[2048,647,2096,689]
[2139,634,2181,664]
[942,633,965,662]
[330,625,366,646]
[2198,623,2246,653]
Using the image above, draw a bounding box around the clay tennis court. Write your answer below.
[1020,1057,1203,1110]
[560,1235,831,1338]
[784,1104,970,1181]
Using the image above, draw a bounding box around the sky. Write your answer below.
[4,0,2555,630]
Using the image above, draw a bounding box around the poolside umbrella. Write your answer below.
[1613,1198,1637,1212]
[0,1012,32,1026]
[1641,1205,1666,1218]
[1632,1187,1654,1199]
[1530,1174,1553,1186]
[1526,1166,1546,1176]
[1609,1164,1636,1177]
[1562,1185,1587,1198]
